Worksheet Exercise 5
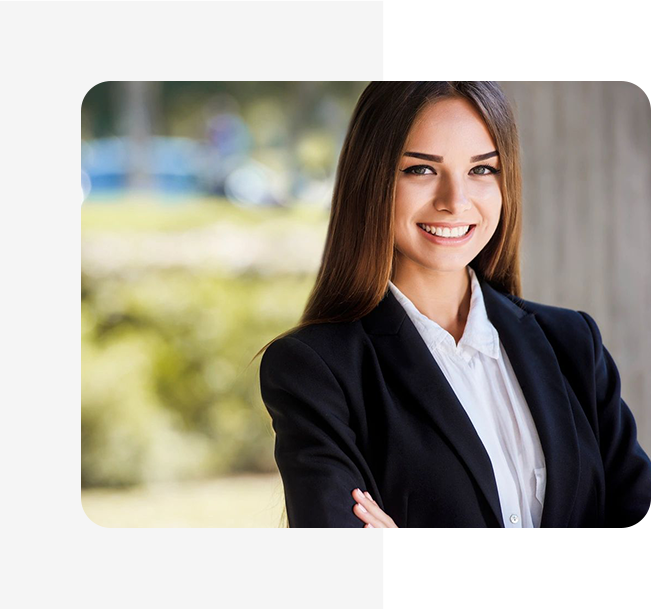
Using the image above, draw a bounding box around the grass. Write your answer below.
[81,473,286,528]
[81,195,328,233]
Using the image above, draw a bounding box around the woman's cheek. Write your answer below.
[469,180,500,197]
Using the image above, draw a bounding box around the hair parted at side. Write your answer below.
[250,81,523,366]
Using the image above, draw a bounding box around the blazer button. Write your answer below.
[509,514,519,524]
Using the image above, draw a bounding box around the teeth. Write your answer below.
[419,224,471,238]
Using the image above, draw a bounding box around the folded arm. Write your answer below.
[260,335,372,527]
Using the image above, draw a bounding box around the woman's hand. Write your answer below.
[351,488,399,528]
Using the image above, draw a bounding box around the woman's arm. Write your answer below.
[579,311,651,527]
[259,335,372,527]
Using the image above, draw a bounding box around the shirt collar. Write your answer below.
[387,266,501,362]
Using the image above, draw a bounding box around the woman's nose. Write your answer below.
[432,176,472,214]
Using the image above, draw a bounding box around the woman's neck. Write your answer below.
[391,264,471,344]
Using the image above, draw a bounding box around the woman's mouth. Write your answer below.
[416,222,476,245]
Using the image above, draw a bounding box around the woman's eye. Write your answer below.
[401,165,434,175]
[471,164,501,176]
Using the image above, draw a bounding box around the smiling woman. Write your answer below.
[253,81,651,528]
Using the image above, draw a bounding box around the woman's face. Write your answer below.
[393,97,503,276]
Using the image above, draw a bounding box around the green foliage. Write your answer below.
[82,202,320,488]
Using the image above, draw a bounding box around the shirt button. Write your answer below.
[509,514,519,524]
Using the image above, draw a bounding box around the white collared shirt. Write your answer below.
[388,266,547,528]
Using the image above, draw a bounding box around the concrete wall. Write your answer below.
[499,81,651,453]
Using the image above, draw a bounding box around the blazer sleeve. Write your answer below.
[579,311,651,527]
[259,335,369,527]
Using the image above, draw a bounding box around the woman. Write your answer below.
[254,81,651,528]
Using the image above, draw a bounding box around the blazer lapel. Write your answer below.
[362,288,505,527]
[362,277,581,528]
[480,280,581,528]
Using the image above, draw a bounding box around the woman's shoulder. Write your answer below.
[503,291,600,356]
[262,319,366,371]
[506,291,587,324]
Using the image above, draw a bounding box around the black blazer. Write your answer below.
[259,277,651,527]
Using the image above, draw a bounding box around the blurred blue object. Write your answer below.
[82,137,129,193]
[150,136,202,194]
[81,134,286,204]
[82,136,203,198]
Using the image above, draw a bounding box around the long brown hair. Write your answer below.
[250,81,523,366]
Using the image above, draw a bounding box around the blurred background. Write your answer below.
[81,81,651,527]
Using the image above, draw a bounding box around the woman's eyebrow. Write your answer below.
[403,151,499,162]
